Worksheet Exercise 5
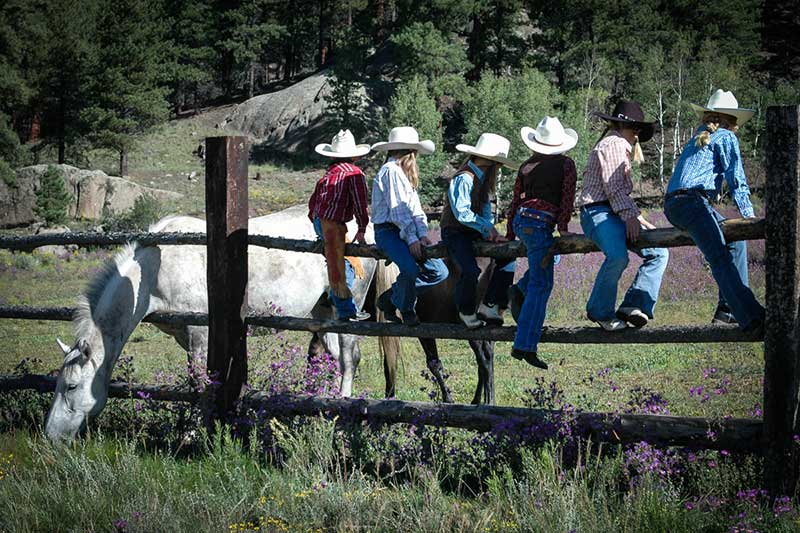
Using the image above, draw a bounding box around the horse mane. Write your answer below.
[74,243,140,339]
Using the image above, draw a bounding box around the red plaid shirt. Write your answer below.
[308,162,369,232]
[506,156,577,239]
[578,131,640,221]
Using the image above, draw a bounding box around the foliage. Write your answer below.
[101,194,165,233]
[34,165,72,226]
[386,76,450,206]
[325,28,369,137]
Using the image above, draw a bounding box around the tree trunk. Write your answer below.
[466,11,484,80]
[119,150,128,177]
[248,63,255,99]
[57,95,66,164]
[317,0,327,68]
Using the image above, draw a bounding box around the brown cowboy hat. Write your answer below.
[594,100,657,143]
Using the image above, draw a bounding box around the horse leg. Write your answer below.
[320,332,354,397]
[483,340,495,405]
[307,332,325,360]
[418,338,453,403]
[339,334,361,396]
[469,340,487,405]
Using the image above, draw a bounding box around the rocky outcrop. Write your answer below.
[0,165,182,228]
[221,70,385,154]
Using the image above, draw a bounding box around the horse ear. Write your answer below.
[77,339,91,357]
[56,338,71,355]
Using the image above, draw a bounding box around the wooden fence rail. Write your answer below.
[0,373,762,452]
[0,218,765,259]
[0,305,764,344]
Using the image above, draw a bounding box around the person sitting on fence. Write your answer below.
[504,117,579,369]
[308,129,371,321]
[440,133,517,329]
[578,100,669,332]
[663,89,765,332]
[371,126,449,326]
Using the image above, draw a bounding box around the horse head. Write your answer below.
[45,337,107,440]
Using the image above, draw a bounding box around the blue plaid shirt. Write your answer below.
[666,126,754,218]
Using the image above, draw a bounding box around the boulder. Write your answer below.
[0,164,183,228]
[33,225,77,257]
[221,70,384,154]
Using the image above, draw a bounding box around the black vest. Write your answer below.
[517,155,567,208]
[440,169,490,237]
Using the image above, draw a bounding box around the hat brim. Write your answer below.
[371,140,435,155]
[315,143,371,158]
[689,103,755,126]
[520,126,578,155]
[594,112,656,143]
[455,144,518,169]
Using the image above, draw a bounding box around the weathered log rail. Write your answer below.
[0,305,763,343]
[0,217,765,259]
[0,374,762,452]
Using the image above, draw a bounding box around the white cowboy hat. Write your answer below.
[315,129,371,158]
[371,126,435,155]
[520,116,578,155]
[690,89,755,125]
[455,132,517,168]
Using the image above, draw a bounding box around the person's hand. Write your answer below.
[637,216,657,231]
[353,230,367,244]
[419,235,433,246]
[409,240,423,260]
[625,217,640,242]
[487,227,508,243]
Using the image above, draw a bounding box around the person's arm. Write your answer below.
[448,173,495,238]
[383,166,420,244]
[506,172,523,240]
[348,171,370,234]
[600,140,640,221]
[557,158,578,233]
[716,132,755,218]
[307,181,320,222]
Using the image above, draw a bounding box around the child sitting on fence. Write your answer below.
[504,117,579,369]
[664,89,765,332]
[440,133,517,329]
[308,129,371,321]
[371,126,449,326]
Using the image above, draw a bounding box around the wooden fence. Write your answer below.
[0,106,798,495]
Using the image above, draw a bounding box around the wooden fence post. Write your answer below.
[205,136,249,429]
[763,105,800,496]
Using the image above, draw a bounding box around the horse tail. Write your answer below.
[375,259,401,398]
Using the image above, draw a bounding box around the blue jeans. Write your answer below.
[580,205,669,321]
[664,193,764,329]
[441,228,516,314]
[512,213,555,352]
[374,224,449,313]
[313,218,357,318]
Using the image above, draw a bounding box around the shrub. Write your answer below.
[386,76,450,207]
[102,194,165,232]
[34,165,73,226]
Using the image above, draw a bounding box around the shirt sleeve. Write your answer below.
[715,133,755,218]
[506,172,523,240]
[308,180,320,222]
[558,158,578,232]
[348,172,370,232]
[599,140,640,221]
[447,173,495,238]
[382,165,421,244]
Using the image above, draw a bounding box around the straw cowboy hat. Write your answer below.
[520,116,578,155]
[456,133,517,168]
[315,129,371,158]
[594,100,657,143]
[690,89,754,125]
[371,126,435,155]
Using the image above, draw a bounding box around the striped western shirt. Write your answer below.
[578,131,640,221]
[666,126,754,218]
[307,161,369,232]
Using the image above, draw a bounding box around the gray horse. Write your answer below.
[44,206,383,440]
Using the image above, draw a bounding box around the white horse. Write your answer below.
[44,205,386,440]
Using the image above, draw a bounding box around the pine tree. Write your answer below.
[34,165,72,226]
[81,0,170,177]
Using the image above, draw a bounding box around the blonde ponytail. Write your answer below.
[695,112,738,148]
[632,139,644,164]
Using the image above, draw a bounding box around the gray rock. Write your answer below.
[222,70,384,154]
[33,225,76,256]
[0,164,183,228]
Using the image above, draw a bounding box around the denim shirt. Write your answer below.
[666,126,754,218]
[447,160,495,238]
